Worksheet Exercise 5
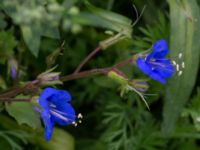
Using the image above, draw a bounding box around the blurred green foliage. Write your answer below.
[0,0,199,150]
[162,0,200,135]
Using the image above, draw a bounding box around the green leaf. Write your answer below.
[35,128,74,150]
[21,23,60,57]
[85,1,131,27]
[0,31,17,56]
[70,1,132,36]
[93,76,116,88]
[1,0,61,57]
[6,102,41,129]
[42,24,60,39]
[182,88,200,131]
[162,0,200,135]
[0,13,7,29]
[77,139,106,150]
[0,114,74,150]
[21,24,42,57]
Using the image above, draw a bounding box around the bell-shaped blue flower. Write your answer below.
[136,40,174,84]
[36,88,76,141]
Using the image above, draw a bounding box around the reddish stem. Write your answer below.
[113,58,134,68]
[0,57,135,98]
[61,57,134,82]
[0,98,31,102]
[73,46,101,74]
[0,80,38,98]
[61,68,109,82]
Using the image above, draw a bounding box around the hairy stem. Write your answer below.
[73,46,101,74]
[0,80,38,98]
[0,98,31,102]
[0,57,135,98]
[61,68,109,82]
[61,57,134,82]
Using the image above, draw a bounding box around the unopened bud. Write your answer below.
[129,79,149,92]
[8,58,18,80]
[37,67,62,86]
[99,29,131,50]
[107,71,128,85]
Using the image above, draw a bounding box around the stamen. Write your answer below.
[145,52,184,78]
[52,109,77,118]
[196,117,200,122]
[178,71,183,76]
[78,113,83,119]
[50,110,78,123]
[176,64,179,71]
[52,109,71,116]
[50,103,56,108]
[182,62,185,68]
[149,61,174,72]
[72,122,78,127]
[178,53,183,59]
[172,61,176,65]
[149,61,166,68]
[155,66,174,72]
[34,106,41,113]
[50,109,83,127]
[50,110,70,122]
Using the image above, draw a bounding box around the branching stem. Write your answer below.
[0,98,31,102]
[73,46,101,74]
[61,57,134,82]
[0,46,135,101]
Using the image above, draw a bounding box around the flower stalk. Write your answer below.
[73,46,101,74]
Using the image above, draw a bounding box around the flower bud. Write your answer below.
[8,58,18,80]
[107,70,128,85]
[129,79,149,93]
[99,29,131,50]
[37,67,62,86]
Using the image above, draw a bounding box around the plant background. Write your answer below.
[0,0,200,150]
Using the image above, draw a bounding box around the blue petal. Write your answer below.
[41,110,54,141]
[10,65,17,79]
[136,58,152,75]
[39,88,58,110]
[51,103,76,125]
[38,87,75,141]
[154,59,174,78]
[149,71,166,84]
[48,90,71,105]
[39,88,71,110]
[146,40,168,60]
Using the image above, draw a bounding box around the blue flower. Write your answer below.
[136,40,174,84]
[36,88,76,141]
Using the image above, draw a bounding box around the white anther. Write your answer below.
[196,117,200,122]
[172,61,176,65]
[182,62,185,68]
[176,64,180,71]
[78,113,83,119]
[178,71,183,76]
[74,123,78,127]
[178,53,183,59]
[78,120,82,123]
[50,104,56,108]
